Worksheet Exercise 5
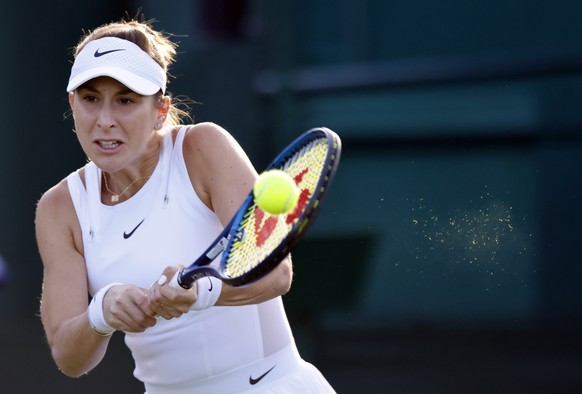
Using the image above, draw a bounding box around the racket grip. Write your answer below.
[169,270,191,290]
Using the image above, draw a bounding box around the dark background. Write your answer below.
[1,0,582,393]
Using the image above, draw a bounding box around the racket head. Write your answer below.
[217,127,342,286]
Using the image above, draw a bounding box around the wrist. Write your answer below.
[87,283,122,336]
[190,277,222,311]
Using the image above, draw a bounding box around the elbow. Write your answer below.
[274,257,293,296]
[49,339,101,378]
[52,351,89,378]
[59,366,87,379]
[45,335,85,377]
[42,315,108,378]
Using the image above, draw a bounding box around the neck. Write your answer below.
[101,134,163,203]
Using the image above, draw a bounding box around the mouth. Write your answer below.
[97,140,121,150]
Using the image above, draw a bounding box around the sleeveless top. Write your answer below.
[66,127,294,385]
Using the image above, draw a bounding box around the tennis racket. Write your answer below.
[171,127,341,289]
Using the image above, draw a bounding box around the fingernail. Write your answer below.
[158,275,167,285]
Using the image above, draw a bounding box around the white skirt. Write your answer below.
[144,344,336,394]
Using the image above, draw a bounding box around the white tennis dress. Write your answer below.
[66,127,335,393]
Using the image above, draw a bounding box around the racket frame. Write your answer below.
[175,127,341,288]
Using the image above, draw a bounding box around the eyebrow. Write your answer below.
[77,82,139,96]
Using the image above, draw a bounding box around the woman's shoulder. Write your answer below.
[181,122,242,159]
[36,168,85,217]
[183,121,232,143]
[35,181,74,234]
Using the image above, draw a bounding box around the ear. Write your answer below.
[158,95,170,117]
[68,92,74,110]
[154,96,171,130]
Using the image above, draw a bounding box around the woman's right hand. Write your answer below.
[102,284,158,332]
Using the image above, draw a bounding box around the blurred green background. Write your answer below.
[1,0,582,392]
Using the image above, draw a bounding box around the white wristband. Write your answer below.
[88,283,122,336]
[190,276,222,311]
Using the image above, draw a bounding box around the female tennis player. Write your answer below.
[35,17,335,393]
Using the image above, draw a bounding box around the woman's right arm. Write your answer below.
[35,179,156,377]
[36,179,112,376]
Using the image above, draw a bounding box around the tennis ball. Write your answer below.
[253,170,299,214]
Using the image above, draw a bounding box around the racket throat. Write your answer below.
[176,237,229,289]
[207,236,229,260]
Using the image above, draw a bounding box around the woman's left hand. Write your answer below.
[146,265,199,320]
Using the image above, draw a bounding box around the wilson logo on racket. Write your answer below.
[253,168,310,247]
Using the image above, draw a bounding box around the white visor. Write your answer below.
[67,37,166,95]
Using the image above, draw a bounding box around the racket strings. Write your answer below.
[223,137,331,279]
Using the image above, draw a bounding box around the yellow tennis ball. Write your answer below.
[253,170,299,214]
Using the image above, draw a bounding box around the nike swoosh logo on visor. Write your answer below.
[94,48,125,57]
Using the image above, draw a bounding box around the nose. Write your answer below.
[97,104,115,129]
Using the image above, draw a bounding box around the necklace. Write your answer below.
[102,172,151,203]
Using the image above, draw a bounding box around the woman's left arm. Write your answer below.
[181,122,293,305]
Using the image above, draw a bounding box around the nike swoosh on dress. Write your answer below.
[123,219,145,239]
[249,365,277,385]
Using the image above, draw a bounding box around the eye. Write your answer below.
[82,95,98,102]
[118,97,135,105]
